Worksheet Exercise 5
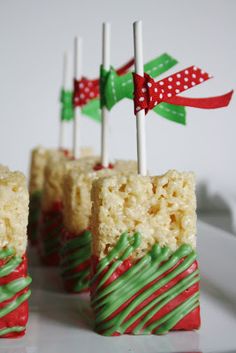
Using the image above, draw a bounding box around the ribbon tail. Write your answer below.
[153,103,186,125]
[144,53,178,78]
[116,58,135,76]
[166,90,233,109]
[81,99,101,122]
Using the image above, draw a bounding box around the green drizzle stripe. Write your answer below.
[60,245,90,266]
[0,290,31,318]
[0,248,15,259]
[61,250,91,275]
[61,230,91,254]
[0,276,32,303]
[92,233,200,335]
[0,256,22,278]
[0,326,25,336]
[155,296,199,334]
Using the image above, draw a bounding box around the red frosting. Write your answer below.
[93,163,114,171]
[0,255,29,338]
[91,256,200,335]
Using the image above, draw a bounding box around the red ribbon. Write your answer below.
[73,78,99,107]
[73,58,135,107]
[133,65,233,114]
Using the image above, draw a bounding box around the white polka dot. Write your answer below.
[193,66,198,71]
[167,93,172,97]
[139,97,144,102]
[199,78,204,82]
[136,106,141,111]
[81,93,85,98]
[191,82,196,86]
[192,74,196,79]
[184,77,189,82]
[184,85,188,89]
[177,73,181,78]
[175,89,180,93]
[147,82,152,87]
[201,70,205,74]
[85,87,89,93]
[154,87,158,93]
[150,96,153,101]
[90,92,94,97]
[79,83,84,88]
[159,93,163,99]
[168,77,173,82]
[154,101,157,106]
[176,81,181,86]
[185,70,189,74]
[142,88,147,93]
[159,81,164,86]
[168,85,172,89]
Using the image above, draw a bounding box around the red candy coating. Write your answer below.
[91,255,200,335]
[0,255,29,338]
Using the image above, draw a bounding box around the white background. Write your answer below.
[0,0,235,198]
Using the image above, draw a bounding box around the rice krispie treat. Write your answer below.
[90,171,200,335]
[39,154,98,266]
[60,160,137,293]
[0,165,31,338]
[28,146,93,246]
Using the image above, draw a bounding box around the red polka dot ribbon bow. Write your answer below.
[133,66,233,114]
[74,58,135,107]
[73,78,99,107]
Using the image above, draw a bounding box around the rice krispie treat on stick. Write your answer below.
[90,171,200,335]
[28,146,92,246]
[39,154,98,266]
[60,160,137,293]
[0,165,31,338]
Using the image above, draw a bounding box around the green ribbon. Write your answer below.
[81,98,101,123]
[100,53,186,125]
[60,90,75,121]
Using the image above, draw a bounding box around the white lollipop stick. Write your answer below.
[59,51,73,149]
[133,21,147,176]
[101,22,110,168]
[73,36,82,159]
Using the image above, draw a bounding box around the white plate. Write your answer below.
[0,220,236,353]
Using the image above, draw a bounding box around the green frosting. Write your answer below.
[0,277,32,303]
[0,248,32,321]
[60,230,92,292]
[92,233,199,335]
[0,256,22,278]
